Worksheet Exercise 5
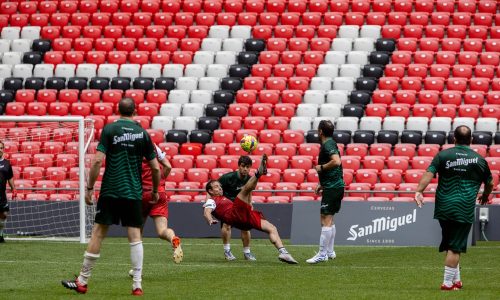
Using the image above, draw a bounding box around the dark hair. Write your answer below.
[454,125,472,145]
[206,180,217,193]
[118,97,135,117]
[318,120,335,137]
[238,155,252,167]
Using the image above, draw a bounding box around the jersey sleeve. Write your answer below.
[427,153,440,175]
[325,141,340,157]
[96,126,110,154]
[203,199,216,210]
[143,130,156,161]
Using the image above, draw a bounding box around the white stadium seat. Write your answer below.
[55,64,76,78]
[174,116,197,131]
[168,90,191,104]
[331,38,352,52]
[230,26,251,39]
[338,25,360,38]
[317,64,339,79]
[20,26,40,40]
[353,38,375,52]
[163,64,184,78]
[176,77,198,90]
[289,117,312,132]
[333,77,355,91]
[1,52,21,65]
[296,103,319,117]
[336,117,359,133]
[140,64,162,78]
[193,51,215,65]
[347,51,369,65]
[190,90,213,104]
[0,40,10,52]
[222,38,244,52]
[206,64,228,78]
[1,27,20,40]
[151,116,174,131]
[182,103,205,117]
[475,118,498,133]
[12,64,33,79]
[406,117,429,133]
[429,117,452,132]
[303,90,326,104]
[97,64,118,78]
[160,103,182,117]
[320,104,342,118]
[0,65,11,78]
[383,116,406,133]
[201,38,222,51]
[326,90,349,105]
[184,64,207,78]
[339,64,361,78]
[33,64,54,78]
[209,25,230,39]
[360,117,382,132]
[119,64,140,79]
[324,51,346,64]
[452,117,475,131]
[76,64,97,78]
[198,77,220,91]
[10,39,31,52]
[215,51,236,65]
[360,25,382,39]
[310,77,332,91]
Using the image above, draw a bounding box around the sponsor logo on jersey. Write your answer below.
[347,209,417,241]
[113,132,144,144]
[445,157,479,169]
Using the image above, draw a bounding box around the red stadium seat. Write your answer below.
[283,169,306,183]
[342,156,361,170]
[348,183,371,199]
[404,169,426,183]
[362,156,385,171]
[166,168,185,183]
[373,183,397,200]
[355,169,378,185]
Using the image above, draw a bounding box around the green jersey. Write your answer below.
[318,138,344,189]
[218,171,250,201]
[427,145,492,224]
[97,119,156,201]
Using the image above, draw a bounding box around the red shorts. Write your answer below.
[142,192,168,219]
[223,197,265,231]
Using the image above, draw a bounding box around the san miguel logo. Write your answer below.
[347,209,417,241]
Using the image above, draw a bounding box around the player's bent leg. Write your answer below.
[221,223,236,261]
[260,220,298,264]
[152,216,184,264]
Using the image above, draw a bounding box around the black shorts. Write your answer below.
[438,220,472,253]
[94,197,143,228]
[320,187,344,215]
[0,200,9,213]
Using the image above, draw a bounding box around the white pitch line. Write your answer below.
[0,260,497,271]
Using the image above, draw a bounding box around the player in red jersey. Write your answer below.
[140,144,183,263]
[203,154,298,264]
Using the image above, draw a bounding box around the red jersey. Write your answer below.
[208,196,233,221]
[141,161,165,192]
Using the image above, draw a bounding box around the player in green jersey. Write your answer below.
[307,120,345,264]
[62,98,161,296]
[415,126,493,291]
[217,156,256,260]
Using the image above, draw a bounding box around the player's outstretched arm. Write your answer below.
[414,171,434,208]
[203,207,218,225]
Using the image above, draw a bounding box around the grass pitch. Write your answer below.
[0,238,499,300]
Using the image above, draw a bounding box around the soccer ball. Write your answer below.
[240,135,258,153]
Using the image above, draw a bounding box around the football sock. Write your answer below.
[278,247,288,255]
[443,266,456,287]
[327,225,336,254]
[243,247,251,254]
[454,264,461,283]
[130,241,143,290]
[319,226,333,256]
[223,244,231,251]
[78,251,100,285]
[0,218,5,237]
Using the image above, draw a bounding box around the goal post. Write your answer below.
[0,116,95,243]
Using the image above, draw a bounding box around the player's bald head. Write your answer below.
[118,97,135,117]
[454,125,472,145]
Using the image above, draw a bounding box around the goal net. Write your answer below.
[0,116,95,243]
